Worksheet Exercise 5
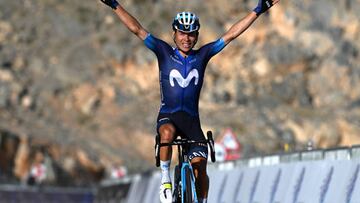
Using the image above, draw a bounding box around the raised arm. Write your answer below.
[100,0,148,40]
[221,0,279,45]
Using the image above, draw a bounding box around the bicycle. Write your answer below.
[155,131,216,203]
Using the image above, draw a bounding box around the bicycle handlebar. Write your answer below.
[159,139,208,146]
[155,131,216,167]
[207,131,216,164]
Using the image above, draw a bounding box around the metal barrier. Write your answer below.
[2,146,360,202]
[324,147,351,160]
[96,178,131,203]
[0,185,95,203]
[0,145,360,203]
[98,145,360,203]
[351,145,360,158]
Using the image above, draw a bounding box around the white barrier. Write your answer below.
[252,165,281,203]
[120,148,360,203]
[219,169,244,203]
[235,167,261,203]
[125,174,150,203]
[323,160,355,203]
[208,170,227,203]
[347,160,360,203]
[142,173,161,203]
[295,161,330,203]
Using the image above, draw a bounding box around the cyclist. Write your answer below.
[100,0,279,202]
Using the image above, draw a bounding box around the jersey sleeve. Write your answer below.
[201,38,227,60]
[143,33,158,51]
[143,33,171,57]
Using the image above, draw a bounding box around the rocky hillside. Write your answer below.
[0,0,359,185]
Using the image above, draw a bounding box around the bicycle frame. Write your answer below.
[155,131,216,203]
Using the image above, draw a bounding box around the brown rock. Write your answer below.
[72,84,101,115]
[13,135,31,181]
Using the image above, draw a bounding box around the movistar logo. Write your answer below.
[169,69,199,88]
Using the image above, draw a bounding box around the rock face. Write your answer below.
[0,0,359,185]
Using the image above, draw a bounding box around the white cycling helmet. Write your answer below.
[172,12,200,33]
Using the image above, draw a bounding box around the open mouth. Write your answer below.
[182,43,191,48]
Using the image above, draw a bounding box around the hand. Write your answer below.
[253,0,279,16]
[100,0,119,10]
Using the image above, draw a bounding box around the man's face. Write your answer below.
[173,30,198,55]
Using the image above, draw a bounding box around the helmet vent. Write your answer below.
[172,11,200,33]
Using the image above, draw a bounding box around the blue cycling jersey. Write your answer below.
[144,33,226,116]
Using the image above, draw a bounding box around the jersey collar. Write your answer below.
[174,48,195,60]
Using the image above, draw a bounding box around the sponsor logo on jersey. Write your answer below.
[189,58,197,64]
[169,69,199,88]
[170,55,183,65]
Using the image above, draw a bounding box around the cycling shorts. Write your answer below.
[156,111,208,161]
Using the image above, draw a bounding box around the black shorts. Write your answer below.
[156,111,208,161]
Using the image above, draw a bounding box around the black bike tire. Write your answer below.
[173,165,181,203]
[184,167,193,203]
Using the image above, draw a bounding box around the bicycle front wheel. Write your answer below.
[173,165,181,203]
[184,167,193,203]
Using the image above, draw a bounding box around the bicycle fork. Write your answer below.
[181,163,198,203]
